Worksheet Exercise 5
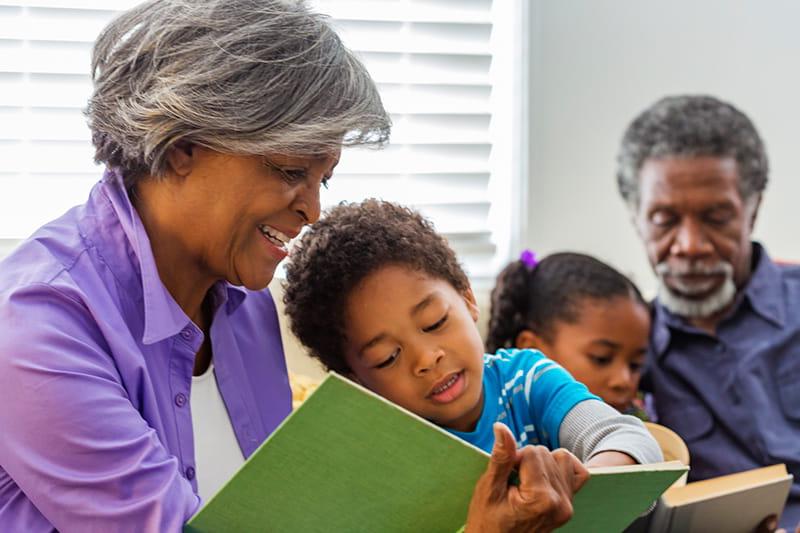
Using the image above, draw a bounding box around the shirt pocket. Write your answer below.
[777,365,800,421]
[670,404,714,442]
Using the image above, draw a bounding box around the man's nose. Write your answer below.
[670,218,713,258]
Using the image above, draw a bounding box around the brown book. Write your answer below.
[649,464,793,533]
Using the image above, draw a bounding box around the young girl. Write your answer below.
[283,199,661,468]
[487,252,650,418]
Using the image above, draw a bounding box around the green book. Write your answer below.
[186,373,687,533]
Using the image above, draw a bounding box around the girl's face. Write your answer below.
[525,296,650,412]
[342,265,486,432]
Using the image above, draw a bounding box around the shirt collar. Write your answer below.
[741,242,785,328]
[102,169,247,344]
[650,241,784,359]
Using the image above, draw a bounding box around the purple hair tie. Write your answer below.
[520,249,538,269]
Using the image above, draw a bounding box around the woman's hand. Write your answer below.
[464,423,590,533]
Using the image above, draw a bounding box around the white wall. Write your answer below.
[525,0,800,296]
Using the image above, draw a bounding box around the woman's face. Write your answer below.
[163,146,340,291]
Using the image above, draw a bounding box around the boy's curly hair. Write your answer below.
[283,199,470,374]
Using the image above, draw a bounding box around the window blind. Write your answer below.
[0,0,521,281]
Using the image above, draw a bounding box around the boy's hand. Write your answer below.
[464,423,589,533]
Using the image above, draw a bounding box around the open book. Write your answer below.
[648,464,793,533]
[185,372,686,533]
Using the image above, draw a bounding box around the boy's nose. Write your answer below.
[413,348,444,376]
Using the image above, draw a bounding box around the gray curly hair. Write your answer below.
[616,95,768,208]
[86,0,390,184]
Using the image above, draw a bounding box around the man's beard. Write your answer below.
[655,261,737,318]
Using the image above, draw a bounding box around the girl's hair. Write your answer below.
[283,199,470,374]
[485,252,647,353]
[87,0,390,186]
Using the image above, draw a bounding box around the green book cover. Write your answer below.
[186,372,687,533]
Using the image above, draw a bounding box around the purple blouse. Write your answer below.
[0,170,292,532]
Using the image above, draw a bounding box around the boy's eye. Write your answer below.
[422,314,448,333]
[629,361,644,373]
[374,348,400,369]
[588,354,613,367]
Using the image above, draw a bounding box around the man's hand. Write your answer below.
[754,514,800,533]
[464,423,590,533]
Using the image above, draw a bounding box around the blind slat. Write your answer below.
[0,0,510,283]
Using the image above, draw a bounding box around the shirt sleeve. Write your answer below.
[517,349,600,449]
[0,283,199,532]
[558,399,664,465]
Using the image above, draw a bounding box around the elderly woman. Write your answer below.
[0,1,587,531]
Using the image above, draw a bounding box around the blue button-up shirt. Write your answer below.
[645,242,800,528]
[0,170,292,531]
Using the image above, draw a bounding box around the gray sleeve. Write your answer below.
[557,399,663,465]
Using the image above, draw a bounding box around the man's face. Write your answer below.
[633,156,759,318]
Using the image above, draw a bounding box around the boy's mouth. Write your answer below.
[427,370,466,404]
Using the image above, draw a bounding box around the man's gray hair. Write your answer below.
[616,95,768,208]
[86,0,390,184]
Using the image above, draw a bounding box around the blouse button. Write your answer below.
[174,393,187,407]
[185,466,195,480]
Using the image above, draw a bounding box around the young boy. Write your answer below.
[283,199,661,466]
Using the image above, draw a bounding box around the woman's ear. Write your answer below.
[515,329,546,351]
[165,141,195,178]
[462,287,480,322]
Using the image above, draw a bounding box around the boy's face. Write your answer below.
[528,296,650,412]
[343,265,485,432]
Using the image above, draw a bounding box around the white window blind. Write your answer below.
[0,0,523,281]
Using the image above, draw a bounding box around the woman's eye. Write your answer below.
[422,314,448,333]
[375,349,399,369]
[281,169,307,183]
[264,160,307,184]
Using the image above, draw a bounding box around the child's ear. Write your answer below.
[462,287,480,322]
[515,329,546,351]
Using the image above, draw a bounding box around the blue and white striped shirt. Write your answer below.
[448,348,599,453]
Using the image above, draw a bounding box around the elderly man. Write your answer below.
[616,95,799,529]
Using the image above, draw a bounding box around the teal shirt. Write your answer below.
[448,349,599,452]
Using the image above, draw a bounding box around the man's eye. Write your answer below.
[375,348,400,369]
[422,314,448,333]
[321,176,331,190]
[650,211,677,227]
[704,211,732,226]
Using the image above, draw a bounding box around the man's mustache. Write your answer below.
[655,261,734,296]
[655,262,733,277]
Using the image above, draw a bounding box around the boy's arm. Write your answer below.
[558,399,663,465]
